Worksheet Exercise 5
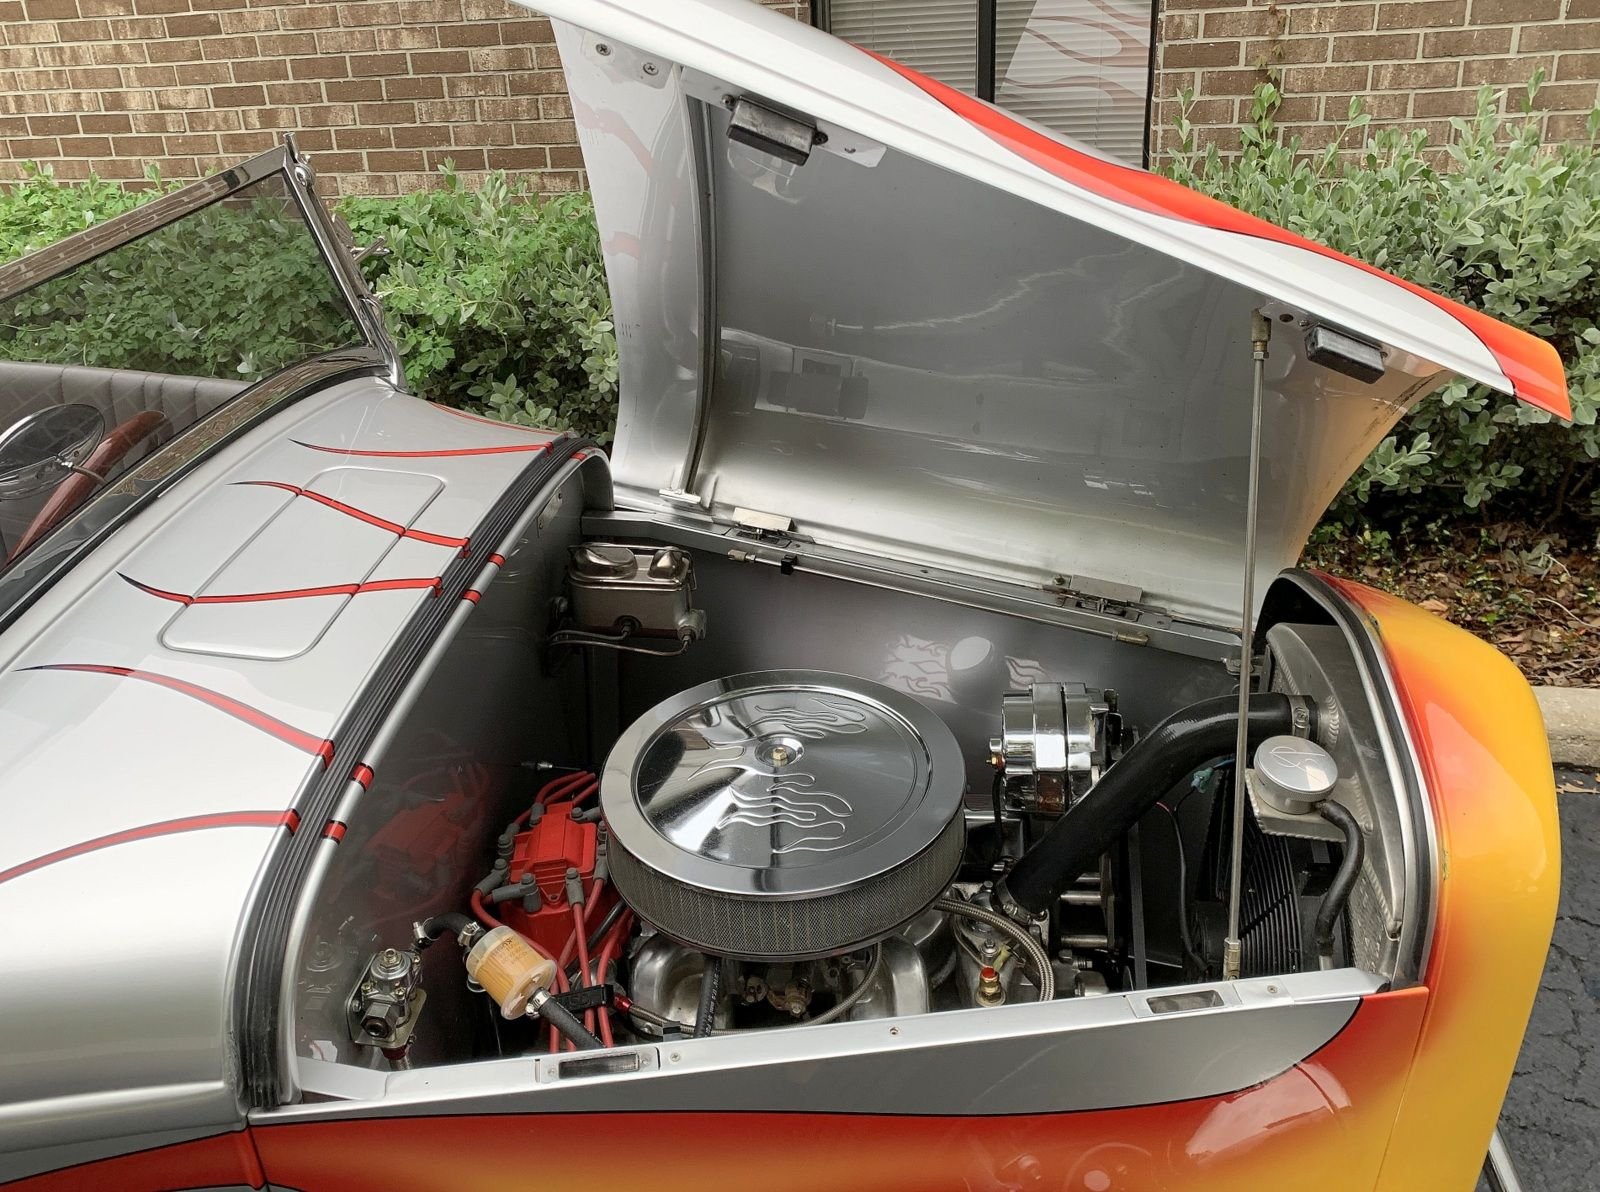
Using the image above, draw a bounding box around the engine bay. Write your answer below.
[290,482,1411,1074]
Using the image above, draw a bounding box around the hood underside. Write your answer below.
[532,0,1568,629]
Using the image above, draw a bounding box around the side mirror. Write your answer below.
[0,404,105,498]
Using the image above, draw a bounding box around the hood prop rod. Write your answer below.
[1223,310,1272,982]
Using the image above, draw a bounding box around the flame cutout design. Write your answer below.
[748,696,870,740]
[714,773,855,854]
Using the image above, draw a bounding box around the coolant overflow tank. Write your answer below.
[567,542,704,640]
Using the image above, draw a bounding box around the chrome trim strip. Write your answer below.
[110,348,388,493]
[1484,1128,1525,1192]
[238,436,590,1107]
[276,457,590,1098]
[1272,570,1437,985]
[269,968,1381,1120]
[677,98,718,499]
[0,147,289,303]
[584,508,1239,661]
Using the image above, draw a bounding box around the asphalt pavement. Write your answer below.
[1491,770,1600,1191]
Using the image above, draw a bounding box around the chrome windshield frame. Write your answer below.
[0,135,402,387]
[0,137,406,626]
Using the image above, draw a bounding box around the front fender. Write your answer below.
[1323,578,1560,1190]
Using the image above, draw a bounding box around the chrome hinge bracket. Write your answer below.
[729,506,794,541]
[659,473,717,510]
[1044,574,1166,624]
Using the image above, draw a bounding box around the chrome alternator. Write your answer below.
[993,683,1117,815]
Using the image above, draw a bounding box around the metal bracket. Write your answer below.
[727,95,820,166]
[731,506,795,539]
[278,133,405,391]
[550,981,624,1015]
[1044,574,1159,623]
[659,473,716,510]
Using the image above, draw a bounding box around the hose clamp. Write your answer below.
[993,877,1038,927]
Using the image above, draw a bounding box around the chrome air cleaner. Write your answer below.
[602,671,966,960]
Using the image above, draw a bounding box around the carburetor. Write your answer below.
[992,683,1119,815]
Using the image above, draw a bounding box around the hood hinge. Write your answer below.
[729,506,795,540]
[1043,574,1166,623]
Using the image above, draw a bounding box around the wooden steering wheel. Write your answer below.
[8,410,171,562]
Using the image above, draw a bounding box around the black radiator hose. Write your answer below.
[1313,798,1364,961]
[996,692,1309,921]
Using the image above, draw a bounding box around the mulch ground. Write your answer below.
[1303,523,1600,688]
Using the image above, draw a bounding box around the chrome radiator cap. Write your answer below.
[602,670,966,960]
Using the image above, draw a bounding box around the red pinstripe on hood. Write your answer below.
[21,663,335,766]
[0,810,298,886]
[120,573,443,605]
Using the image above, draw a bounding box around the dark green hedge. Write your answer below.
[1166,78,1600,528]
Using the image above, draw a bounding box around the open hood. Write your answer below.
[530,0,1567,630]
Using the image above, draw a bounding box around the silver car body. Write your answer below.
[0,2,1563,1186]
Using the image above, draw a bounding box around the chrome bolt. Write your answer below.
[595,42,610,55]
[642,61,658,76]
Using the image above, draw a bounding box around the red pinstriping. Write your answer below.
[488,553,506,567]
[0,810,297,886]
[120,573,442,605]
[22,663,335,766]
[350,763,374,790]
[236,480,469,548]
[322,821,347,842]
[861,51,1570,419]
[291,438,551,459]
[462,589,481,604]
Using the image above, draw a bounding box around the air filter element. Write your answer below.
[602,671,966,960]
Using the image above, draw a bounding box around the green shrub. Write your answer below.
[0,165,156,261]
[9,94,1597,523]
[0,172,360,381]
[1166,78,1600,528]
[0,161,619,444]
[341,166,617,442]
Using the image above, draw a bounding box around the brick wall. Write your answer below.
[5,0,1594,194]
[0,0,806,196]
[1152,0,1600,162]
